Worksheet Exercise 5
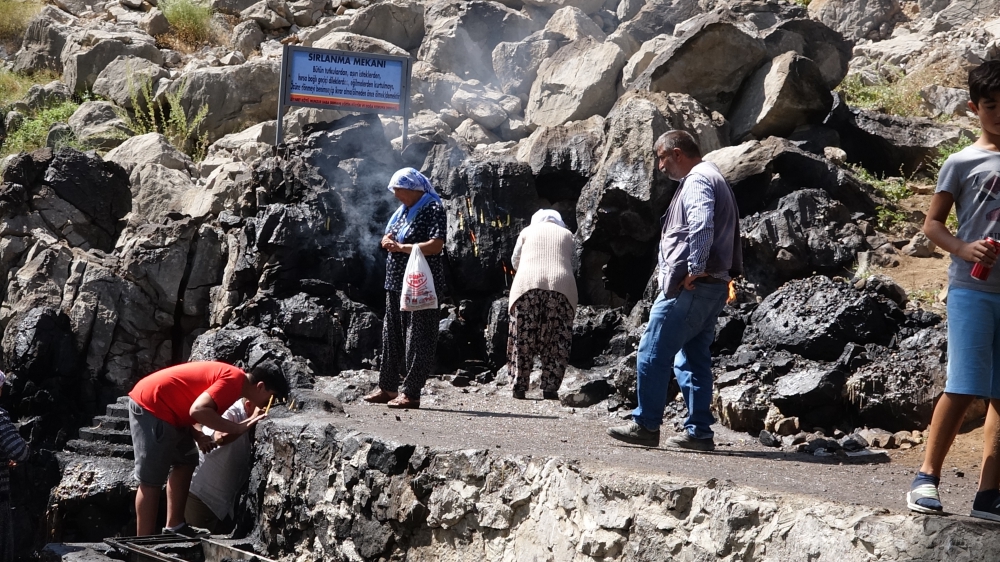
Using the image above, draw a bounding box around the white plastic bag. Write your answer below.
[400,245,438,311]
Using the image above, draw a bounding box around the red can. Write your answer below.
[971,237,1000,281]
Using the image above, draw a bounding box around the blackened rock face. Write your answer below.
[41,148,131,251]
[744,276,898,361]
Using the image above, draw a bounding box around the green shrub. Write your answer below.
[1,100,81,157]
[929,136,975,175]
[0,0,41,54]
[0,67,60,108]
[851,164,911,202]
[875,205,909,231]
[837,68,924,118]
[116,73,209,160]
[159,0,215,46]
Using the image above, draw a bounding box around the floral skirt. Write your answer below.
[507,289,574,393]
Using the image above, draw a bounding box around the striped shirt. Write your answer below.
[0,407,29,498]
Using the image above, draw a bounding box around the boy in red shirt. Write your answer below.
[127,360,288,536]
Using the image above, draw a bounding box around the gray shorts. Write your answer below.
[128,399,199,487]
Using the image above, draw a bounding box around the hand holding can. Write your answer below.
[971,237,1000,280]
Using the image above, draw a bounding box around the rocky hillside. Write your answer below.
[0,0,996,556]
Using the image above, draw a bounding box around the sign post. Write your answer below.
[276,45,412,148]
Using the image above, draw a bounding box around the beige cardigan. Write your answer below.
[509,221,578,312]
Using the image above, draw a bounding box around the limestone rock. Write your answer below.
[492,32,561,98]
[62,34,164,95]
[727,52,833,143]
[522,0,604,15]
[621,34,675,92]
[92,56,170,111]
[451,89,508,130]
[240,0,293,30]
[631,17,767,115]
[454,119,501,147]
[20,81,72,112]
[139,8,170,35]
[921,85,971,118]
[105,133,195,175]
[419,0,542,84]
[762,19,852,89]
[613,0,703,45]
[526,38,626,128]
[212,0,259,15]
[346,0,424,51]
[67,101,130,150]
[901,232,936,257]
[918,0,1000,30]
[128,162,199,224]
[807,0,901,41]
[312,31,409,56]
[544,6,606,42]
[12,7,77,74]
[287,0,326,27]
[231,21,265,56]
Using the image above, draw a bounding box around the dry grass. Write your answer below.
[0,0,41,54]
[837,57,971,120]
[157,0,222,51]
[0,67,60,108]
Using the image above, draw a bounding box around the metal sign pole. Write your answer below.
[275,44,288,148]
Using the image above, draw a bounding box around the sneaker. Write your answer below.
[907,473,943,514]
[971,489,1000,521]
[163,522,210,538]
[663,432,715,452]
[607,421,660,447]
[542,390,559,400]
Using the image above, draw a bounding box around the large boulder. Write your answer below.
[92,56,170,111]
[631,17,767,115]
[525,38,626,128]
[67,101,130,150]
[104,132,195,175]
[621,34,676,92]
[346,0,424,51]
[614,0,706,46]
[762,19,852,89]
[544,6,606,42]
[162,59,280,142]
[727,52,833,143]
[522,0,604,15]
[492,32,561,99]
[311,31,409,56]
[239,0,293,30]
[927,0,1000,30]
[11,7,77,74]
[418,1,542,84]
[127,163,199,223]
[807,0,901,41]
[742,276,900,361]
[61,32,164,94]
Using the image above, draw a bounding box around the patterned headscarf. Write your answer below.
[384,168,442,242]
[387,168,439,198]
[530,209,567,229]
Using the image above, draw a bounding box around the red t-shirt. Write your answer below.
[129,361,245,427]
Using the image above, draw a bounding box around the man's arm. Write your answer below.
[190,392,262,436]
[681,176,716,289]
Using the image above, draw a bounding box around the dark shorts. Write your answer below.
[128,399,199,487]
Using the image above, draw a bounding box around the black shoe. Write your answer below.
[607,421,660,447]
[542,390,559,400]
[663,432,715,452]
[512,389,526,400]
[163,522,210,538]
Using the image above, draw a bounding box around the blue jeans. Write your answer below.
[632,282,728,438]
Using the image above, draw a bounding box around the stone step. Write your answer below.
[79,427,132,445]
[105,401,129,419]
[64,439,134,460]
[89,415,130,431]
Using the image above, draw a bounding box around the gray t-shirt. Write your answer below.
[937,145,1000,293]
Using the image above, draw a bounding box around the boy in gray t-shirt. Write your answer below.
[907,60,1000,521]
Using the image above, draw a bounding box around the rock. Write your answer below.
[92,56,170,111]
[220,51,246,65]
[162,59,280,142]
[52,0,94,15]
[772,368,846,427]
[298,15,352,46]
[492,33,561,98]
[621,34,675,92]
[140,8,170,35]
[484,297,510,369]
[614,0,703,46]
[824,146,847,164]
[773,416,799,436]
[616,0,643,22]
[807,0,901,41]
[21,81,72,112]
[560,373,613,407]
[744,276,900,361]
[761,19,852,89]
[12,7,77,74]
[522,0,604,15]
[857,274,908,307]
[901,232,936,257]
[212,0,259,15]
[516,114,604,183]
[367,439,416,475]
[454,119,501,146]
[544,6,606,42]
[714,383,768,432]
[418,0,541,84]
[67,101,130,150]
[526,37,626,129]
[104,132,195,175]
[287,0,326,27]
[857,427,895,449]
[312,31,409,56]
[922,0,1000,30]
[62,34,164,95]
[451,89,508,130]
[845,326,947,431]
[346,0,424,50]
[740,190,867,295]
[727,52,833,143]
[127,162,199,223]
[758,429,780,447]
[231,21,266,56]
[240,0,293,30]
[921,85,971,118]
[631,16,767,115]
[830,106,975,177]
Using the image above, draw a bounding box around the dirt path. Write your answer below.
[327,377,988,521]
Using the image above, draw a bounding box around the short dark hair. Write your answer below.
[249,360,290,400]
[969,60,1000,105]
[654,130,701,158]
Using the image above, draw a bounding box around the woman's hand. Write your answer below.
[958,239,999,267]
[381,234,395,249]
[384,239,407,253]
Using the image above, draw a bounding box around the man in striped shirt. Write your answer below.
[608,130,742,451]
[0,371,29,562]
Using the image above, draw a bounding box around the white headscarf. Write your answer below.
[386,167,439,198]
[530,209,567,229]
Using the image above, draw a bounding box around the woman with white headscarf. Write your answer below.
[363,168,447,409]
[507,210,578,400]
